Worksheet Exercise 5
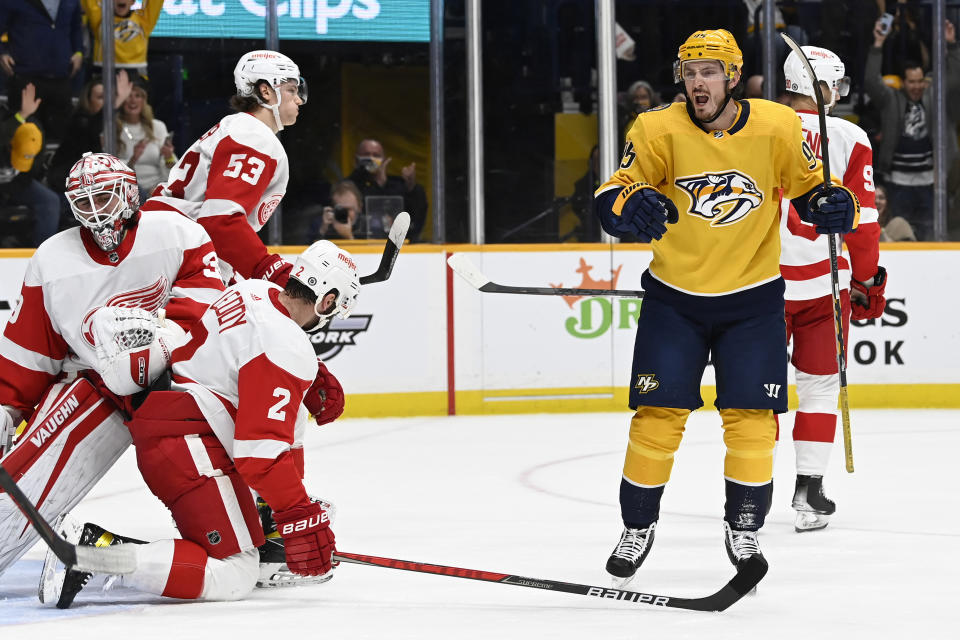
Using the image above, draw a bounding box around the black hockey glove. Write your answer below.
[803,185,860,235]
[610,182,679,242]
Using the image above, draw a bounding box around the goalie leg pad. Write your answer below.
[0,378,130,576]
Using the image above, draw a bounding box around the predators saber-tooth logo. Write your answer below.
[675,171,763,226]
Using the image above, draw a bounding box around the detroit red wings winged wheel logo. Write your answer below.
[81,276,170,347]
[257,195,283,227]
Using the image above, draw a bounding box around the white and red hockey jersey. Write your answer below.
[142,112,289,281]
[780,110,881,300]
[0,212,225,415]
[169,279,315,513]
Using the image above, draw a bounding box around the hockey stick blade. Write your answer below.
[359,211,410,285]
[334,551,767,612]
[446,253,644,298]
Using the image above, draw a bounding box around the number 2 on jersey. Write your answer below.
[267,387,291,420]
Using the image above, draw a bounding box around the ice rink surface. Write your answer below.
[1,409,957,639]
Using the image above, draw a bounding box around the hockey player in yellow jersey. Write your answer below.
[594,29,859,584]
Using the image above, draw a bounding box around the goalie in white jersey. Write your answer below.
[0,152,225,577]
[41,240,360,607]
[142,50,306,285]
[780,47,887,531]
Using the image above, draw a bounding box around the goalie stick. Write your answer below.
[0,465,136,574]
[333,551,766,612]
[1,464,765,612]
[447,253,644,298]
[780,33,854,474]
[359,211,410,285]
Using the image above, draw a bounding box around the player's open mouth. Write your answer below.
[694,95,709,106]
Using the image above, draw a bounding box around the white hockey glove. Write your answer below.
[91,307,186,397]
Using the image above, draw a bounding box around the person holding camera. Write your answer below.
[347,138,427,241]
[309,180,362,241]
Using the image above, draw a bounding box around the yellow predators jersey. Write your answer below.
[83,0,164,68]
[597,100,823,296]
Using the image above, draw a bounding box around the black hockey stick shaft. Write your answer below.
[446,253,644,298]
[334,551,766,612]
[780,33,854,473]
[359,211,410,285]
[0,464,77,566]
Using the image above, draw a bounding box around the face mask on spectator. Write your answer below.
[356,156,382,173]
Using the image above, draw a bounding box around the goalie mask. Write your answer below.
[290,240,360,332]
[234,50,307,131]
[784,46,850,113]
[65,152,140,252]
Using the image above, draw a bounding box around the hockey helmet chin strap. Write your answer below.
[260,90,285,132]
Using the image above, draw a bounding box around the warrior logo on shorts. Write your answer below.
[675,171,763,226]
[635,374,660,393]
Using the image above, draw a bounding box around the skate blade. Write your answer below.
[794,511,830,532]
[38,514,83,603]
[257,564,336,589]
[609,573,638,589]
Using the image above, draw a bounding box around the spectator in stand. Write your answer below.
[745,74,764,99]
[308,180,362,242]
[875,183,917,241]
[0,0,83,143]
[347,139,427,242]
[880,1,930,76]
[865,18,960,241]
[83,0,164,78]
[0,84,60,246]
[116,79,175,202]
[48,70,134,194]
[620,80,661,137]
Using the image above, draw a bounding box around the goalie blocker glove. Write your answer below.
[272,501,335,576]
[797,184,860,235]
[303,360,345,426]
[597,182,679,242]
[850,266,887,321]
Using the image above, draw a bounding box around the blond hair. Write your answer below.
[116,86,157,154]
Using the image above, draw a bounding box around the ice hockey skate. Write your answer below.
[792,475,836,532]
[604,522,656,587]
[722,521,766,572]
[256,496,338,588]
[39,514,128,609]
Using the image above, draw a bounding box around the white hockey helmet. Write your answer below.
[234,50,307,130]
[65,152,140,252]
[290,240,360,331]
[784,46,850,111]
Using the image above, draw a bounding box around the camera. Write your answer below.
[333,205,351,224]
[879,12,894,36]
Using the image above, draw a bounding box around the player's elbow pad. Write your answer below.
[594,188,623,236]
